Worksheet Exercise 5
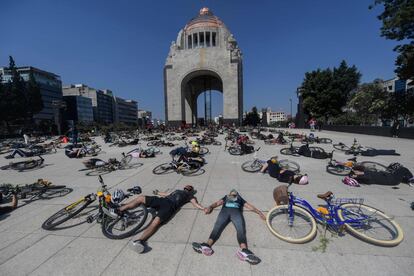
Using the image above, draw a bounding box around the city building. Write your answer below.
[63,84,114,124]
[63,96,94,123]
[137,110,152,128]
[0,66,63,123]
[114,97,138,125]
[382,77,413,93]
[262,107,286,125]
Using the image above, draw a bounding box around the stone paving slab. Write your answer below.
[0,129,413,275]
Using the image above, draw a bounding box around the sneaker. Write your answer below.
[236,248,261,265]
[192,242,213,256]
[129,240,146,254]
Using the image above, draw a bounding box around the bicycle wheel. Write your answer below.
[280,148,294,155]
[102,204,148,239]
[39,187,73,200]
[279,160,300,173]
[241,160,263,173]
[199,147,209,155]
[11,160,39,171]
[86,166,111,176]
[337,203,403,246]
[120,155,133,167]
[318,138,332,144]
[152,163,174,175]
[359,161,387,172]
[266,205,317,243]
[333,143,349,152]
[228,147,242,155]
[181,161,201,176]
[326,164,352,176]
[42,197,94,230]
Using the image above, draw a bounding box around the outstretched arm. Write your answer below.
[205,199,224,214]
[154,190,171,197]
[244,202,266,220]
[190,197,205,210]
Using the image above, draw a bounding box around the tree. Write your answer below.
[348,82,386,125]
[371,0,414,79]
[243,106,261,126]
[301,60,361,122]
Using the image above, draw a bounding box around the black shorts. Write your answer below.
[145,196,175,222]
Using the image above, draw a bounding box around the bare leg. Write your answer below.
[134,217,161,241]
[260,163,268,173]
[119,195,146,212]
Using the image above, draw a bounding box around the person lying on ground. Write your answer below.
[297,144,332,159]
[192,189,265,265]
[0,191,18,216]
[359,149,400,157]
[112,185,205,253]
[65,145,83,158]
[260,157,309,185]
[349,163,414,186]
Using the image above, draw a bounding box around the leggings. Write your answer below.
[209,208,247,245]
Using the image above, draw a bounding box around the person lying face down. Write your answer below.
[260,157,308,185]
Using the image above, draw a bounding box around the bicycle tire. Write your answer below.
[228,147,242,155]
[266,205,317,244]
[318,138,332,144]
[42,197,94,230]
[333,143,349,152]
[359,161,387,172]
[39,187,73,200]
[181,161,201,176]
[337,203,403,247]
[121,155,133,166]
[241,160,263,173]
[280,148,294,155]
[152,163,174,174]
[199,147,209,155]
[102,204,148,239]
[279,160,300,173]
[10,160,39,171]
[326,164,352,176]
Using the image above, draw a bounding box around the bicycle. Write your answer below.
[0,179,72,202]
[266,184,403,246]
[0,156,45,171]
[326,152,388,176]
[280,143,326,159]
[333,138,374,156]
[83,154,143,176]
[241,149,300,173]
[42,176,147,239]
[152,157,202,176]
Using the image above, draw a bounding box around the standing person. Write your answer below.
[114,185,205,253]
[309,118,316,131]
[391,120,397,137]
[395,120,401,138]
[23,133,30,145]
[192,189,265,265]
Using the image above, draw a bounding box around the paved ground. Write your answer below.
[0,129,413,276]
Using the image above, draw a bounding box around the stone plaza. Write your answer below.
[0,129,413,276]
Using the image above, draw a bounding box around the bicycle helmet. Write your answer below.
[298,175,309,185]
[342,176,360,187]
[111,189,125,204]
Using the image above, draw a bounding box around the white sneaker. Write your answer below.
[129,240,145,253]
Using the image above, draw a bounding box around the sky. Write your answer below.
[0,0,399,119]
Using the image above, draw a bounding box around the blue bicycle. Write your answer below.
[266,185,403,246]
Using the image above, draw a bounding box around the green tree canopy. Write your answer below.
[371,0,414,79]
[301,60,361,122]
[244,106,261,126]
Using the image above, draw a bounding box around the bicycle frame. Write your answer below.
[287,192,369,232]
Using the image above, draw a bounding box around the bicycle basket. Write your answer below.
[333,198,364,205]
[273,185,288,205]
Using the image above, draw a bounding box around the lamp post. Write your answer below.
[289,98,292,122]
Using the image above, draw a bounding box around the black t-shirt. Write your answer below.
[267,160,281,178]
[166,190,194,209]
[221,195,246,210]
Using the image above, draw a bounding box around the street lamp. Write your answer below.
[289,98,292,122]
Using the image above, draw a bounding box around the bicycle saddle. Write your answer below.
[347,157,357,162]
[317,191,333,200]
